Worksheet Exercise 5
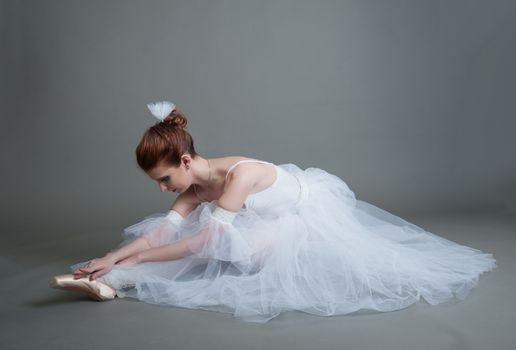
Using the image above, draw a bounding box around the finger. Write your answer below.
[90,272,101,281]
[74,271,87,278]
[90,269,103,280]
[92,267,111,280]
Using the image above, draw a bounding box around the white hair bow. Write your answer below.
[146,101,176,121]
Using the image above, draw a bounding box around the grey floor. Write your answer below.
[1,212,514,350]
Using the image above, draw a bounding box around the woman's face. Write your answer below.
[146,158,190,193]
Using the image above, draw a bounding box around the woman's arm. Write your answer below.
[137,173,253,263]
[104,186,202,262]
[138,227,210,262]
[105,236,152,263]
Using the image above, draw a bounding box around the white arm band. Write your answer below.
[165,209,184,226]
[211,206,238,223]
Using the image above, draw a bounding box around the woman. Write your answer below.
[50,101,497,323]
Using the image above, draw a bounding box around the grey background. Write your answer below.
[2,0,516,235]
[1,1,515,349]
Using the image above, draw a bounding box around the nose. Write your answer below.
[159,183,167,192]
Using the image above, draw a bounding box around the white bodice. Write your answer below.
[224,160,309,216]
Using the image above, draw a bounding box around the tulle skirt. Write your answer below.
[70,164,497,323]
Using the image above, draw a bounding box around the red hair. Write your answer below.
[135,108,198,172]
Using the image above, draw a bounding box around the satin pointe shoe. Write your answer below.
[49,274,117,301]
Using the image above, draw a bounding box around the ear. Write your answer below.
[181,154,192,169]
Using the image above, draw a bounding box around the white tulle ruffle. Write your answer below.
[69,164,497,323]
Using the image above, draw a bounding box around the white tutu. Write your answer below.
[70,163,497,323]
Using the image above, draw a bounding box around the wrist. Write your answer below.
[136,251,145,264]
[104,252,118,263]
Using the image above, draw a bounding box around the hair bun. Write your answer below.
[163,109,188,129]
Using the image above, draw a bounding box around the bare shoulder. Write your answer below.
[170,185,201,218]
[211,156,271,212]
[219,156,269,188]
[217,167,257,212]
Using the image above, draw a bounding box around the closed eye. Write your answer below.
[159,176,170,183]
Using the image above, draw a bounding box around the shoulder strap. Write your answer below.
[225,159,272,181]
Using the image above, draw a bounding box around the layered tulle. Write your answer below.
[69,163,497,323]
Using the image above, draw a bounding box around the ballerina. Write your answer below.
[50,101,497,323]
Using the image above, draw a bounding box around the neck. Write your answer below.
[192,156,215,188]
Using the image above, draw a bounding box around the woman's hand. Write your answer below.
[115,254,142,267]
[72,255,117,281]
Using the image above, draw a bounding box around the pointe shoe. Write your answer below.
[49,274,117,301]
